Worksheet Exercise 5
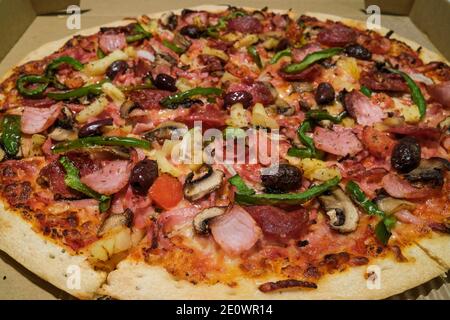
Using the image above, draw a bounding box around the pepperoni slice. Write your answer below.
[227,16,263,34]
[245,205,309,243]
[317,23,357,47]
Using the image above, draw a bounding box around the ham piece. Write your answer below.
[81,160,131,195]
[314,126,363,156]
[21,104,61,134]
[210,205,261,255]
[344,90,386,126]
[381,173,439,199]
[98,33,126,53]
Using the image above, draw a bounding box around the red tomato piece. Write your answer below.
[149,174,183,210]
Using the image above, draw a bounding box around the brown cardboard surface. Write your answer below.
[0,0,449,300]
[364,0,415,15]
[410,0,450,63]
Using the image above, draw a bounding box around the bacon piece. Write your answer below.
[21,97,55,108]
[21,104,61,134]
[356,33,391,55]
[427,81,450,108]
[227,81,275,106]
[134,58,153,77]
[386,125,441,140]
[360,71,408,92]
[245,206,309,243]
[259,279,317,292]
[381,173,439,199]
[317,23,357,47]
[199,54,225,74]
[227,16,263,33]
[39,153,99,199]
[98,33,126,53]
[158,206,200,233]
[272,14,289,29]
[176,104,227,129]
[182,10,208,26]
[314,126,363,156]
[80,160,131,195]
[210,205,261,255]
[344,90,386,126]
[291,43,322,62]
[39,161,81,199]
[129,89,172,109]
[361,127,396,158]
[278,64,322,82]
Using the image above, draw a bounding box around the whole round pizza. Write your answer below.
[0,5,449,300]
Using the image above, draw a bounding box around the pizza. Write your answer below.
[0,5,449,300]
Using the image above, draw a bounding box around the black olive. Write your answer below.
[261,164,302,193]
[78,118,113,138]
[344,44,372,60]
[315,82,335,105]
[180,25,203,39]
[275,38,290,51]
[130,159,159,196]
[391,137,421,173]
[106,60,128,79]
[223,91,253,109]
[153,73,177,92]
[165,13,178,31]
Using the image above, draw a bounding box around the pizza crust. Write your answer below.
[99,243,446,300]
[0,4,448,300]
[0,203,106,299]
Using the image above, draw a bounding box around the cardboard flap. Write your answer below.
[31,0,80,15]
[410,0,450,60]
[364,0,415,15]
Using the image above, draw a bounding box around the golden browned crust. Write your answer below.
[99,243,446,300]
[0,203,106,299]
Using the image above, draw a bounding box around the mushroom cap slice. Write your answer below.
[405,157,450,188]
[319,187,359,233]
[97,208,133,236]
[193,206,227,234]
[376,197,416,214]
[183,167,225,201]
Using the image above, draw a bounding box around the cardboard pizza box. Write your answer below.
[0,0,448,300]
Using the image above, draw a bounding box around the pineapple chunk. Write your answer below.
[251,103,279,129]
[226,103,249,128]
[298,158,340,181]
[83,50,128,76]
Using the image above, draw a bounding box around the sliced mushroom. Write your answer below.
[193,206,227,234]
[120,100,142,118]
[97,209,133,236]
[48,127,78,141]
[155,52,177,66]
[183,165,224,201]
[173,33,192,52]
[375,197,416,214]
[55,106,75,129]
[318,187,359,233]
[160,12,177,30]
[274,98,295,116]
[292,82,314,94]
[143,121,188,144]
[404,157,450,188]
